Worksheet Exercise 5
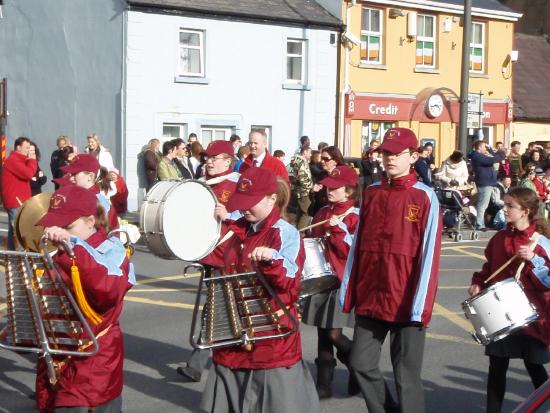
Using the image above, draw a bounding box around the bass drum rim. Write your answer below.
[140,180,221,261]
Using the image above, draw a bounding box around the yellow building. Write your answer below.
[334,0,522,165]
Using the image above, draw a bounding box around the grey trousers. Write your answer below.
[187,347,211,372]
[349,316,426,413]
[55,395,122,412]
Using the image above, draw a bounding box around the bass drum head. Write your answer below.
[154,180,220,261]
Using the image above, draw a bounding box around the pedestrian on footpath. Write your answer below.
[471,141,505,231]
[340,128,442,413]
[1,136,37,249]
[468,187,550,413]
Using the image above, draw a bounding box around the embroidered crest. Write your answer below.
[405,204,421,222]
[50,194,66,209]
[386,129,399,139]
[220,190,231,204]
[238,178,252,192]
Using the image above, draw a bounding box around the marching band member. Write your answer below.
[177,140,240,382]
[35,185,134,412]
[468,187,550,413]
[340,128,442,413]
[200,167,319,413]
[60,154,119,230]
[301,165,360,398]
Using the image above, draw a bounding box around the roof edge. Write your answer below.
[126,1,344,30]
[362,0,522,22]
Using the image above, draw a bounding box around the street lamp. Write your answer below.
[458,0,472,154]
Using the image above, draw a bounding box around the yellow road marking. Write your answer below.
[442,246,486,261]
[129,288,198,293]
[124,296,201,310]
[427,332,477,345]
[433,302,472,333]
[136,272,200,285]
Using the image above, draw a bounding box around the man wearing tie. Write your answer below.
[239,128,289,183]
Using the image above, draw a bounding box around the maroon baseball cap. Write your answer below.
[203,140,234,157]
[52,174,74,188]
[36,186,98,228]
[379,128,419,154]
[320,165,358,189]
[227,167,278,212]
[61,154,100,175]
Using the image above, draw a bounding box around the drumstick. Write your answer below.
[484,232,541,284]
[484,254,518,284]
[298,213,348,232]
[299,207,355,232]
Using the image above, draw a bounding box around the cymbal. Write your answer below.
[15,192,54,253]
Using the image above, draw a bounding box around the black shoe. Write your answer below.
[315,358,336,399]
[176,365,202,382]
[347,372,361,396]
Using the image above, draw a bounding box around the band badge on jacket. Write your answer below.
[405,204,421,222]
[220,190,231,204]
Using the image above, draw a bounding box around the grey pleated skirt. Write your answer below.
[301,289,354,329]
[485,334,550,364]
[200,360,320,413]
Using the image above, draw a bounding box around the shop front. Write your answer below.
[345,91,511,165]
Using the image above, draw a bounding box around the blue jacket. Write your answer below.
[470,150,504,187]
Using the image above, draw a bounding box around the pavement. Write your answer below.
[0,211,538,413]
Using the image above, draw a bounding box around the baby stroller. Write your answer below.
[435,188,479,242]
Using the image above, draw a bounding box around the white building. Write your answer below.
[125,0,342,210]
[0,0,342,211]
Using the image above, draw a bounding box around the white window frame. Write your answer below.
[178,29,205,77]
[200,126,233,145]
[286,39,307,84]
[360,7,383,64]
[416,14,436,69]
[162,123,187,140]
[361,121,395,152]
[469,22,485,73]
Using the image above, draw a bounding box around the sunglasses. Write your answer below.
[321,156,333,162]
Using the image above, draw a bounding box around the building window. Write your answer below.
[163,123,187,140]
[286,39,307,83]
[179,29,204,77]
[201,127,233,145]
[361,8,383,64]
[416,15,436,68]
[470,22,485,73]
[361,121,395,152]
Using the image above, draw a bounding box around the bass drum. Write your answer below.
[141,180,220,261]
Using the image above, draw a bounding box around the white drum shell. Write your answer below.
[462,278,538,345]
[140,180,220,261]
[302,238,335,281]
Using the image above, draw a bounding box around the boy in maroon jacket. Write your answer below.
[340,128,442,413]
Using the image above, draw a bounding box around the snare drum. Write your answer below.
[462,278,538,345]
[140,180,220,261]
[300,238,338,299]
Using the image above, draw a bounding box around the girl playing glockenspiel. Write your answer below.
[199,167,319,413]
[468,187,550,413]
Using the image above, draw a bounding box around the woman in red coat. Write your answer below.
[469,187,550,413]
[108,168,129,215]
[35,185,134,412]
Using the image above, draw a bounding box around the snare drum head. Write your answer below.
[157,180,220,261]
